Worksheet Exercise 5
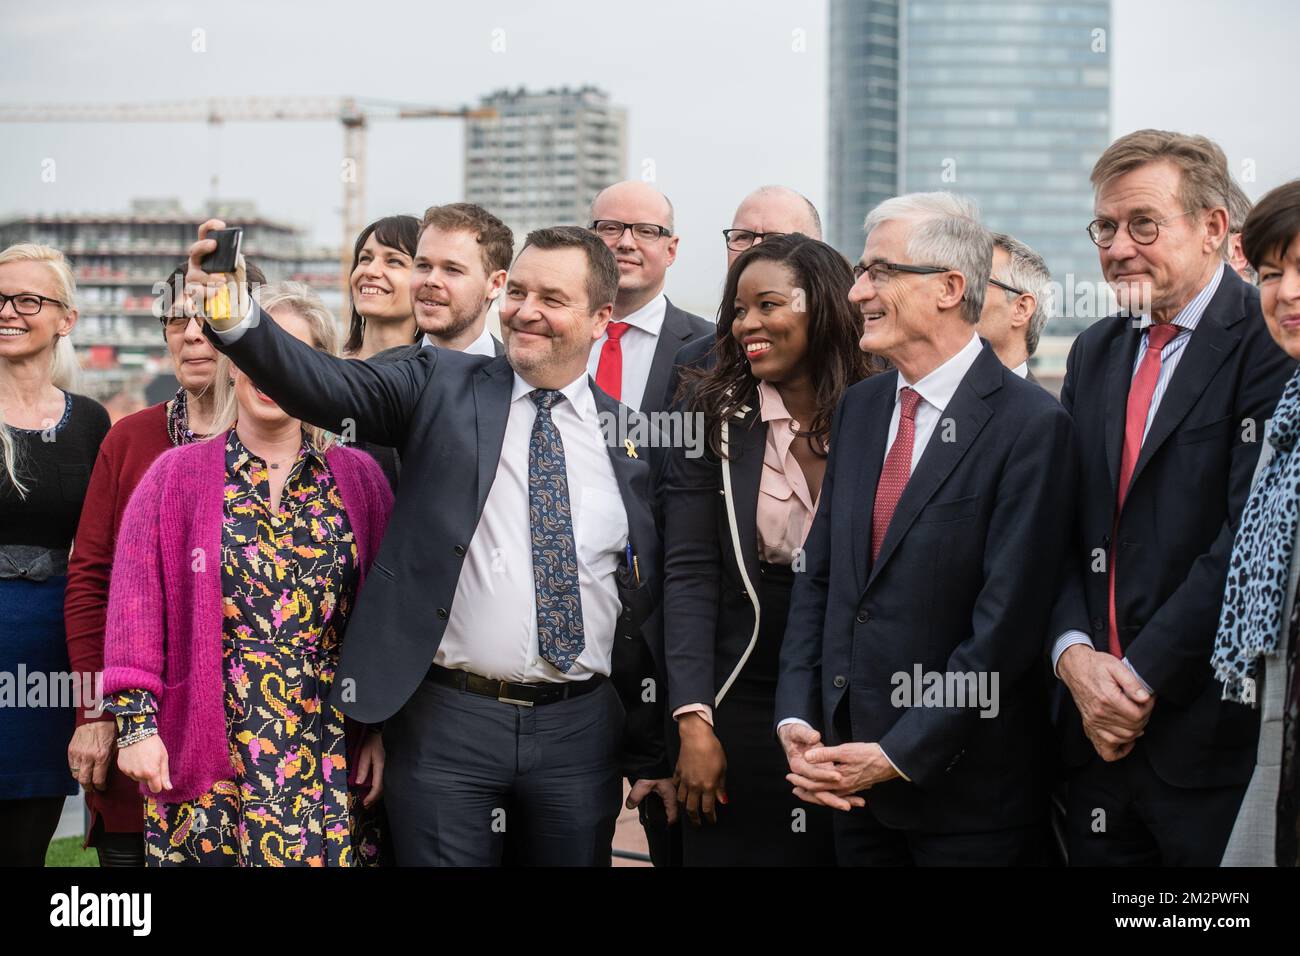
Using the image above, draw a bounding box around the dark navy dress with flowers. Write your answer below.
[107,432,379,866]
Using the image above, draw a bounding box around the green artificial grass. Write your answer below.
[45,835,99,867]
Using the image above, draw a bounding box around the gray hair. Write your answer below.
[862,191,991,324]
[1224,176,1253,259]
[210,281,341,452]
[990,233,1053,356]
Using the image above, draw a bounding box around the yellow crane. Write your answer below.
[0,96,496,287]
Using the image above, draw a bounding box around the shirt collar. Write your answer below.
[757,380,794,424]
[510,370,596,422]
[1133,262,1224,333]
[1011,361,1029,379]
[896,332,983,413]
[423,322,496,356]
[611,292,667,336]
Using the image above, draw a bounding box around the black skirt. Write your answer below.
[681,562,836,866]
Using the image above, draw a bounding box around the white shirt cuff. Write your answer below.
[1122,657,1153,695]
[877,745,912,783]
[209,300,260,344]
[1051,630,1094,677]
[777,717,813,731]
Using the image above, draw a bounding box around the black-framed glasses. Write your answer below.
[0,292,67,316]
[852,260,953,285]
[989,277,1025,296]
[1087,210,1193,248]
[590,220,672,243]
[723,228,788,252]
[160,312,196,331]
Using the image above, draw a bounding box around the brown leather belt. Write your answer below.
[425,663,606,707]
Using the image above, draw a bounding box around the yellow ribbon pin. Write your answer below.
[624,439,638,459]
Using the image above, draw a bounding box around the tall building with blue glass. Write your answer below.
[829,0,1111,334]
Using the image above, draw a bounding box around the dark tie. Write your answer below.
[528,389,585,672]
[1107,322,1181,657]
[595,322,630,401]
[871,386,922,563]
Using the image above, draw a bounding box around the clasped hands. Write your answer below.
[1058,643,1154,762]
[778,722,898,811]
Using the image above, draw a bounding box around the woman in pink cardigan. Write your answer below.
[103,282,393,866]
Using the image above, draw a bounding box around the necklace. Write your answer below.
[165,388,200,447]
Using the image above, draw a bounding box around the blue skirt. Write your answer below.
[0,576,78,800]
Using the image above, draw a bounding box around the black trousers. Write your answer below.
[383,675,624,866]
[832,803,1051,866]
[0,796,64,867]
[1065,742,1247,866]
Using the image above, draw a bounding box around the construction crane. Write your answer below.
[0,96,497,289]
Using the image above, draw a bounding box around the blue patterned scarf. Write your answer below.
[1213,367,1300,703]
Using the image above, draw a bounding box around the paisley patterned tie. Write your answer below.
[528,389,585,672]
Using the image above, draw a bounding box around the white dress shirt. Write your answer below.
[1051,263,1226,688]
[777,334,985,777]
[1011,361,1029,379]
[426,323,497,357]
[434,371,630,683]
[585,292,667,411]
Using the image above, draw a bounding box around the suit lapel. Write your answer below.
[851,374,897,593]
[642,302,694,415]
[1103,321,1140,497]
[725,403,766,590]
[588,381,651,553]
[864,349,998,593]
[1127,294,1242,496]
[471,357,514,515]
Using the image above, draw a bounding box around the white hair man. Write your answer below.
[977,233,1053,383]
[774,191,1080,865]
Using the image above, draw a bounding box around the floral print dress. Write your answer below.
[107,432,379,866]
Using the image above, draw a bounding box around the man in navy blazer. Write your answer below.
[1049,130,1295,866]
[774,192,1080,865]
[189,220,675,866]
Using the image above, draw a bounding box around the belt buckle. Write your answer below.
[497,680,534,707]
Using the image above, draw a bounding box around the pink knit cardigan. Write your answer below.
[102,433,393,802]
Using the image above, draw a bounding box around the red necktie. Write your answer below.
[872,387,922,564]
[595,322,630,401]
[1107,322,1180,656]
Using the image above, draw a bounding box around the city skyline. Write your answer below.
[1,0,1297,320]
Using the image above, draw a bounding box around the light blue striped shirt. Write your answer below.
[1052,263,1226,688]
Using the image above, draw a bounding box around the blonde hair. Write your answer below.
[0,243,83,498]
[210,281,341,453]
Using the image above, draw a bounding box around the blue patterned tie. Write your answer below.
[528,389,585,672]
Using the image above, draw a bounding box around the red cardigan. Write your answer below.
[64,403,173,837]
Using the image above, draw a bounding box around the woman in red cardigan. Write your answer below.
[62,261,267,866]
[102,281,392,866]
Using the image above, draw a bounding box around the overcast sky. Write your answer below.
[2,0,1296,317]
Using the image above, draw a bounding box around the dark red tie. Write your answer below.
[595,322,630,401]
[872,387,922,563]
[1107,322,1180,656]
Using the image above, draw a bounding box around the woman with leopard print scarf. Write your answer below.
[1216,179,1300,867]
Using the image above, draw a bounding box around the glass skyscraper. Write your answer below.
[829,0,1111,334]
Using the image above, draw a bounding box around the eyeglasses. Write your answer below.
[1087,210,1193,248]
[989,277,1025,296]
[590,220,671,243]
[0,292,67,316]
[161,313,196,331]
[852,260,953,285]
[723,228,788,253]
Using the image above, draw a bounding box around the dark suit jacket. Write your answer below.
[360,335,505,488]
[661,396,769,712]
[205,308,668,781]
[1049,267,1295,789]
[642,299,711,415]
[775,342,1080,833]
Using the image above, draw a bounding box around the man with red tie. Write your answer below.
[774,192,1080,864]
[1050,130,1295,866]
[586,181,711,414]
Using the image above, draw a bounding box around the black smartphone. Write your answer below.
[201,227,242,274]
